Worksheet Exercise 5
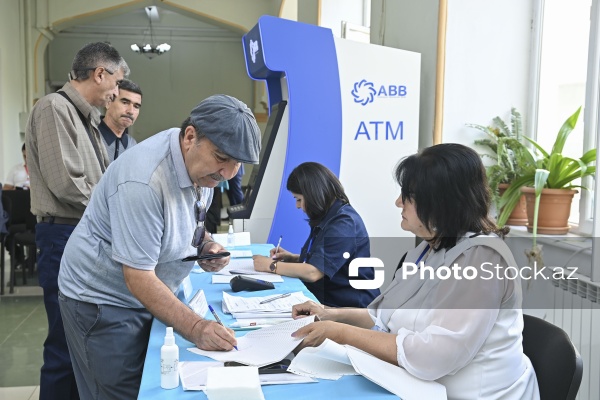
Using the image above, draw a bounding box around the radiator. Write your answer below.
[532,274,600,400]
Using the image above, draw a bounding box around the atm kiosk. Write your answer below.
[230,16,421,280]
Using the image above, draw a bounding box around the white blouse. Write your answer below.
[368,234,540,399]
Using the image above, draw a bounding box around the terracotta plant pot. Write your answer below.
[498,183,528,226]
[521,187,578,235]
[498,183,527,226]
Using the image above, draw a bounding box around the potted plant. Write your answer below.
[497,107,596,235]
[470,108,535,225]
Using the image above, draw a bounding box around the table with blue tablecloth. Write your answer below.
[138,244,396,399]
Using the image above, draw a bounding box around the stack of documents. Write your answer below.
[222,291,312,320]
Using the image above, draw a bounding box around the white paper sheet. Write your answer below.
[230,250,253,258]
[212,274,284,284]
[216,258,272,276]
[221,291,312,319]
[187,317,314,367]
[288,339,447,399]
[346,346,447,400]
[179,361,316,390]
[188,289,208,318]
[287,339,358,380]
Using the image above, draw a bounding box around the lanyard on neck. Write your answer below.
[415,244,430,265]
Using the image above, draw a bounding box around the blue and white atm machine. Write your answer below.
[233,16,420,275]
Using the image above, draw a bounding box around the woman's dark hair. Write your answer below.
[286,162,349,225]
[395,143,508,250]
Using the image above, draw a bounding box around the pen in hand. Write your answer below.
[208,304,238,350]
[273,235,283,260]
[259,293,291,304]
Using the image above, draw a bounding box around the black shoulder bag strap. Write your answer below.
[57,91,106,173]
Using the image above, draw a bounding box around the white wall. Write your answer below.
[0,1,27,183]
[320,0,369,36]
[442,0,532,145]
[370,0,440,149]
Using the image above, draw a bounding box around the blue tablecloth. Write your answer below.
[138,245,395,399]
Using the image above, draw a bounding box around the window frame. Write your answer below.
[530,0,600,281]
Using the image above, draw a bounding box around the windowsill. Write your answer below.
[506,225,592,252]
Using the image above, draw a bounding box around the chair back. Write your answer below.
[522,314,583,400]
[1,190,33,227]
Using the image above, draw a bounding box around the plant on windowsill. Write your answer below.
[497,107,596,266]
[470,108,535,226]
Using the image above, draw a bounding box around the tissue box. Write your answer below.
[206,366,265,400]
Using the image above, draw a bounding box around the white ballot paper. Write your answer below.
[216,258,272,276]
[289,339,447,399]
[212,274,284,284]
[222,291,312,319]
[229,249,253,258]
[187,317,315,367]
[179,361,316,390]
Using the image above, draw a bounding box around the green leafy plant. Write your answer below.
[497,107,596,227]
[470,108,536,210]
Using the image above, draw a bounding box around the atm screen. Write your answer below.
[227,100,287,220]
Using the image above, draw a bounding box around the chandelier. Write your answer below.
[130,6,171,59]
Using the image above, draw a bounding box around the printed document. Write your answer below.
[222,291,312,319]
[187,317,315,367]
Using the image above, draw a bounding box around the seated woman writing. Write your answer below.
[291,144,540,400]
[253,162,380,307]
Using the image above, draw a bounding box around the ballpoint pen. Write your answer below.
[208,304,238,350]
[274,235,283,259]
[259,293,291,304]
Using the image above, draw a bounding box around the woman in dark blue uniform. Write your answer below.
[253,162,379,307]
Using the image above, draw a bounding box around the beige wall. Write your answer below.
[0,0,27,181]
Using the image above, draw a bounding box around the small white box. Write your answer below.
[206,366,264,400]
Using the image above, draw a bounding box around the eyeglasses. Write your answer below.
[83,66,123,86]
[191,200,206,247]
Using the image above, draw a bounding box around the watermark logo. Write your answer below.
[347,252,385,290]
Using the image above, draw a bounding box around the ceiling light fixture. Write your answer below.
[130,6,171,59]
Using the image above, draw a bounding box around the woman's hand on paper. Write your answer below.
[191,320,238,351]
[252,255,272,272]
[199,241,230,272]
[292,300,331,320]
[291,321,345,350]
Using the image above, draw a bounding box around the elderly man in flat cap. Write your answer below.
[57,94,261,399]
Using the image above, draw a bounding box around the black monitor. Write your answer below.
[227,100,287,220]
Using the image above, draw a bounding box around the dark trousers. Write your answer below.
[36,222,79,400]
[59,293,153,399]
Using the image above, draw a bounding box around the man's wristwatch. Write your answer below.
[269,261,278,273]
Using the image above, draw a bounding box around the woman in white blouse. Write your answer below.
[292,143,540,399]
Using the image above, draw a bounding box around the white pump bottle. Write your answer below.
[160,327,179,389]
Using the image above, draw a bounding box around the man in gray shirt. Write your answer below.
[99,79,142,162]
[58,94,261,399]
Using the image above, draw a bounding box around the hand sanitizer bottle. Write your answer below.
[228,223,235,248]
[161,327,179,389]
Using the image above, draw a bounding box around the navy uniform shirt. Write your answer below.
[300,199,380,307]
[99,117,138,163]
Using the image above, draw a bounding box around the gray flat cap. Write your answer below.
[190,94,261,164]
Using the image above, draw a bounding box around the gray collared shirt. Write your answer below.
[26,82,109,219]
